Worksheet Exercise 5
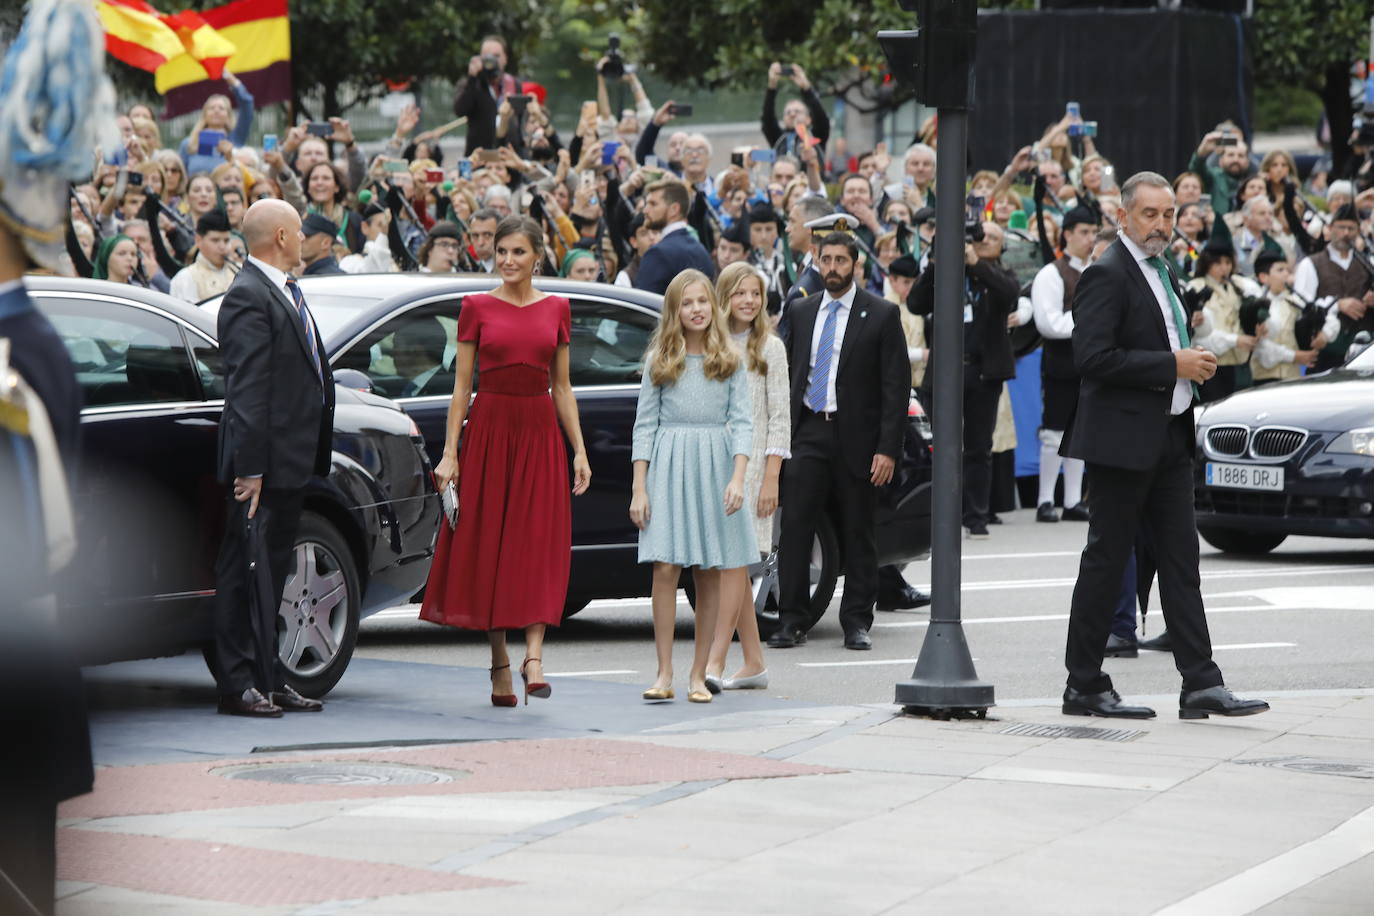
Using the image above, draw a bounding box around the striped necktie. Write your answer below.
[286,279,323,383]
[807,299,842,412]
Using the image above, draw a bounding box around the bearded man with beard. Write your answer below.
[767,231,909,652]
[1292,204,1374,370]
[1058,172,1269,721]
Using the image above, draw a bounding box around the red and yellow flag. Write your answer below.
[95,0,187,73]
[157,0,292,116]
[158,10,237,86]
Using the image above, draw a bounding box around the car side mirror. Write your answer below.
[333,368,374,393]
[1346,331,1373,365]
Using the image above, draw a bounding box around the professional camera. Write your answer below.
[481,54,500,75]
[965,194,985,243]
[601,33,627,80]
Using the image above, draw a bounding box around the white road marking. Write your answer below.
[541,669,638,678]
[923,563,1373,593]
[969,765,1181,793]
[1211,642,1297,651]
[1155,799,1374,916]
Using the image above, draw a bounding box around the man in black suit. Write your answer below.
[213,200,335,717]
[1061,171,1268,720]
[768,231,910,650]
[634,178,716,295]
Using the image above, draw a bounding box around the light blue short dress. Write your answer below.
[632,355,758,569]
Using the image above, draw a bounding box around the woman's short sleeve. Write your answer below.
[557,297,571,346]
[456,295,481,342]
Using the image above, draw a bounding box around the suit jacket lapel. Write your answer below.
[792,297,820,398]
[246,261,317,374]
[835,289,868,376]
[1115,241,1170,348]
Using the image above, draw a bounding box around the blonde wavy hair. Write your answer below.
[715,261,771,375]
[648,270,739,386]
[186,94,236,157]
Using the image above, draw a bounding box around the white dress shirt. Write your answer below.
[247,255,290,298]
[660,219,688,240]
[1119,232,1193,416]
[1031,255,1088,340]
[806,282,856,414]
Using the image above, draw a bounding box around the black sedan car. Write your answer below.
[209,274,934,629]
[1194,337,1374,553]
[26,278,440,696]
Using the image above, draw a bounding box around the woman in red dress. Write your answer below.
[420,216,592,705]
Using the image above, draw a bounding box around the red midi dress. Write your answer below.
[419,292,572,630]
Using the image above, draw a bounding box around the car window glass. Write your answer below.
[186,334,226,399]
[38,298,199,407]
[335,299,461,399]
[567,300,655,386]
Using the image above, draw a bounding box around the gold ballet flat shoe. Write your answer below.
[687,689,713,703]
[642,686,674,701]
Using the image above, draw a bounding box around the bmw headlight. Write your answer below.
[1326,427,1374,457]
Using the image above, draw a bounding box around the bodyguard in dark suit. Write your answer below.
[1061,172,1268,720]
[633,178,716,295]
[768,231,910,650]
[214,200,334,717]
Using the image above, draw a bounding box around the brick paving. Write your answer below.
[56,829,508,905]
[60,737,838,819]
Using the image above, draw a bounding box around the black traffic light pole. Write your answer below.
[881,0,993,719]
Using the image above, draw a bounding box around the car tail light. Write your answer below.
[407,416,421,438]
[908,398,925,418]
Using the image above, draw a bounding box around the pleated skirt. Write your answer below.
[637,424,758,570]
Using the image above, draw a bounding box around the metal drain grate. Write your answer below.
[213,761,461,786]
[1235,756,1374,780]
[1000,723,1144,742]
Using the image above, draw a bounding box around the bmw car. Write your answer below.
[1194,337,1374,553]
[207,274,935,628]
[26,277,440,696]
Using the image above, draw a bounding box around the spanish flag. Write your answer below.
[158,0,292,118]
[95,0,189,73]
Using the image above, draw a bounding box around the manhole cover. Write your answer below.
[1235,756,1374,780]
[213,761,460,786]
[1001,723,1144,743]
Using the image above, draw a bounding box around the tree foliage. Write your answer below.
[1252,0,1373,93]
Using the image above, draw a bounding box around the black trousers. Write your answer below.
[962,363,1002,528]
[877,564,912,597]
[1066,412,1223,693]
[0,792,55,915]
[779,411,878,635]
[213,488,304,696]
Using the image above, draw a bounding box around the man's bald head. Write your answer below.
[242,199,303,271]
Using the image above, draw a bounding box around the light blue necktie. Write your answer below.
[807,299,842,412]
[286,279,323,383]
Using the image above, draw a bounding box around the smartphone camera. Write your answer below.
[669,103,693,117]
[306,121,332,138]
[263,134,279,153]
[780,64,794,77]
[965,194,986,243]
[127,170,144,187]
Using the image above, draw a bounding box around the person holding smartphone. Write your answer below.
[178,69,256,178]
[1187,124,1255,218]
[762,61,830,158]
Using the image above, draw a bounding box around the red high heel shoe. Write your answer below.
[521,658,551,704]
[490,664,517,708]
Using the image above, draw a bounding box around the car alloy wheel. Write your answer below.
[277,512,360,697]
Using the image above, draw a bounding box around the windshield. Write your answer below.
[200,291,382,339]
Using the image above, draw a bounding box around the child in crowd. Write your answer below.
[631,269,755,704]
[1252,252,1326,384]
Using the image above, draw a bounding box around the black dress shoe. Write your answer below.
[965,522,990,539]
[1104,634,1139,658]
[1062,502,1091,521]
[767,627,807,649]
[1139,630,1172,652]
[271,685,324,712]
[877,586,932,611]
[1179,686,1269,719]
[843,629,873,650]
[218,688,283,718]
[1036,502,1060,523]
[987,514,1004,525]
[1062,687,1155,719]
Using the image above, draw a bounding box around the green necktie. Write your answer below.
[1146,255,1191,348]
[1146,255,1199,402]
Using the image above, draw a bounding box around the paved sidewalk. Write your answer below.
[59,663,1374,914]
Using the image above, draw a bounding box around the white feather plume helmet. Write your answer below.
[0,0,119,270]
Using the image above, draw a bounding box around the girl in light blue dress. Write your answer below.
[630,269,755,704]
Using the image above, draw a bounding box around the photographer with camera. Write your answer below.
[909,217,1018,539]
[762,62,830,159]
[453,36,523,156]
[596,35,656,146]
[1188,125,1254,218]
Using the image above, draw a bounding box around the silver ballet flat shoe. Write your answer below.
[722,670,769,690]
[704,673,724,695]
